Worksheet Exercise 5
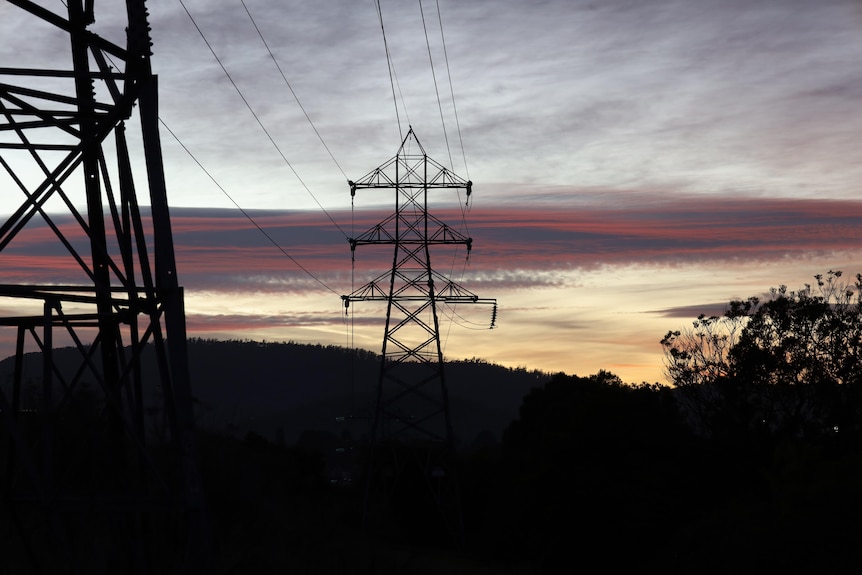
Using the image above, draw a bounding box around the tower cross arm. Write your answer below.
[348,213,473,250]
[341,274,391,305]
[427,220,471,246]
[432,279,494,304]
[348,155,471,193]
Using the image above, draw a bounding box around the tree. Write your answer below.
[660,297,757,439]
[487,371,695,571]
[662,271,862,442]
[660,298,756,387]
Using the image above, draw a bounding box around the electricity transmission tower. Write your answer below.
[343,127,496,543]
[0,2,209,573]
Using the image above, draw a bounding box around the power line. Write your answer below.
[418,0,474,352]
[419,0,453,172]
[176,0,349,239]
[159,118,342,297]
[441,302,496,330]
[375,0,406,140]
[435,0,469,182]
[239,0,348,182]
[98,40,342,297]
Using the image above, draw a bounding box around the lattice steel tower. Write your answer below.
[343,127,496,542]
[0,2,209,573]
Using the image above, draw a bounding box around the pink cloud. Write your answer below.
[0,197,861,291]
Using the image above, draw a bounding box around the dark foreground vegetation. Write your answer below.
[190,272,862,572]
[192,372,862,573]
[5,271,862,573]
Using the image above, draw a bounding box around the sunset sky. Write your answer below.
[2,0,862,384]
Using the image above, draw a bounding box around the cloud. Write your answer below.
[653,303,738,320]
[1,194,860,301]
[185,311,340,332]
[456,0,862,201]
[463,195,862,271]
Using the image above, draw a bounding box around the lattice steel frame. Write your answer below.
[0,2,209,572]
[343,127,495,542]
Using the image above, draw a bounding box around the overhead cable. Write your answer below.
[374,0,406,141]
[239,0,348,181]
[418,0,473,352]
[435,0,469,182]
[418,0,453,172]
[159,118,341,297]
[176,0,349,239]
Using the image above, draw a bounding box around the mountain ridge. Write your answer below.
[0,338,550,447]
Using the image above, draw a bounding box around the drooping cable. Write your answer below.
[418,0,472,353]
[375,0,405,140]
[440,302,496,330]
[176,0,349,239]
[418,0,453,172]
[239,0,348,182]
[97,44,342,301]
[435,0,469,183]
[159,118,341,297]
[98,44,341,298]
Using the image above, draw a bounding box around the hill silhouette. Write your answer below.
[0,338,549,449]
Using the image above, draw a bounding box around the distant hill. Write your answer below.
[0,338,550,447]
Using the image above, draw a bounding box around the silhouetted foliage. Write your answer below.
[656,271,862,573]
[485,371,699,572]
[662,271,862,445]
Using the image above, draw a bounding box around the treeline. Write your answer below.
[194,366,862,572]
[476,371,862,572]
[479,271,862,572]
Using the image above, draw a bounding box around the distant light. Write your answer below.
[834,425,840,433]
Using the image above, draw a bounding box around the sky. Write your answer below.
[1,0,862,384]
